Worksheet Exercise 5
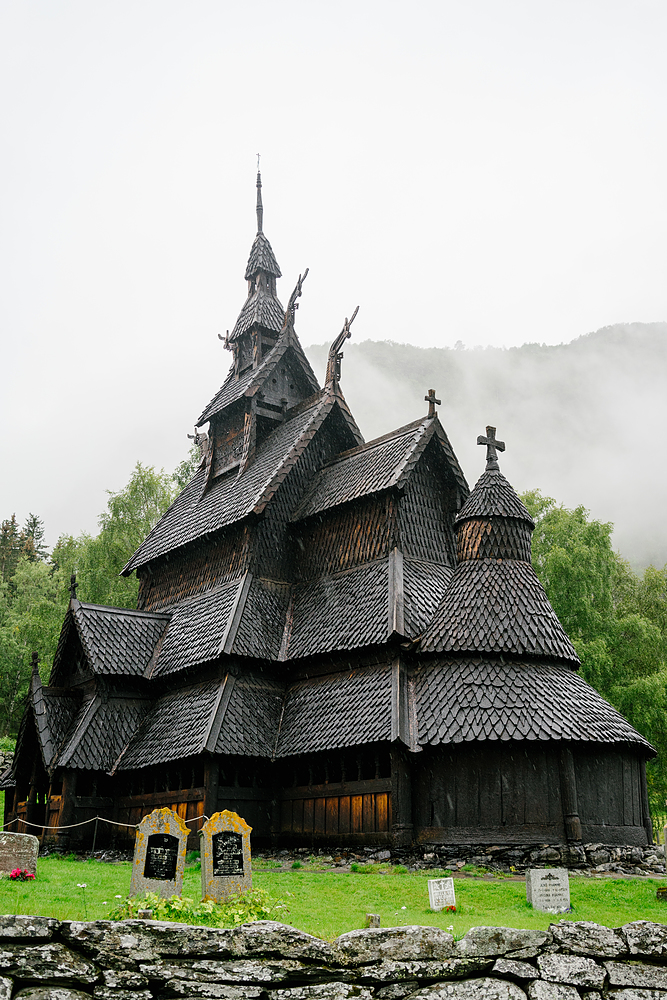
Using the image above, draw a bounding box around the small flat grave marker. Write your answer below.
[0,832,39,876]
[130,807,188,899]
[526,868,571,913]
[428,876,456,911]
[200,810,252,902]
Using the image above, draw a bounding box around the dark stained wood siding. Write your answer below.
[413,744,565,843]
[293,495,397,582]
[137,525,251,611]
[574,747,647,844]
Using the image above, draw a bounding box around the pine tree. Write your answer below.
[0,515,22,582]
[21,513,48,561]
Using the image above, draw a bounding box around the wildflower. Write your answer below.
[401,906,407,910]
[10,869,35,881]
[448,925,454,931]
[115,894,122,898]
[77,883,87,888]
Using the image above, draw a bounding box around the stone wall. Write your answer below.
[4,915,667,998]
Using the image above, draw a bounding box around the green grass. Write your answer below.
[1,858,666,940]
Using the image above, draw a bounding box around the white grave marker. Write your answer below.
[526,868,571,913]
[428,876,456,911]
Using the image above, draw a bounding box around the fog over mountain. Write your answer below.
[306,322,667,571]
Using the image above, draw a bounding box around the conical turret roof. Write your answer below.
[421,430,579,664]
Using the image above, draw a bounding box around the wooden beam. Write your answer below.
[390,744,413,847]
[640,757,654,845]
[387,547,405,638]
[558,745,583,843]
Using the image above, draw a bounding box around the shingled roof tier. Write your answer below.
[55,694,150,772]
[31,674,80,768]
[150,581,245,677]
[420,557,579,661]
[274,663,393,757]
[416,657,654,753]
[455,468,535,525]
[215,673,284,758]
[244,231,281,280]
[125,391,351,573]
[229,286,284,341]
[293,417,467,521]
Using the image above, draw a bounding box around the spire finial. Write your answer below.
[424,389,441,418]
[70,573,78,600]
[477,425,506,471]
[256,159,263,234]
[31,651,39,673]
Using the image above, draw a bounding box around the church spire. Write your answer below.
[256,170,263,234]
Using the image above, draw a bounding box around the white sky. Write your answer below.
[2,1,666,546]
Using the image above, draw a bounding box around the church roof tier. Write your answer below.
[30,677,80,769]
[229,285,284,342]
[197,329,320,426]
[416,657,654,753]
[244,230,282,281]
[420,558,579,663]
[455,468,535,525]
[124,390,346,573]
[50,603,170,685]
[55,693,149,772]
[293,417,467,521]
[274,662,393,757]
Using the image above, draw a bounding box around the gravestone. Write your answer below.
[526,868,571,913]
[0,831,39,875]
[129,807,188,899]
[200,810,252,902]
[428,876,456,911]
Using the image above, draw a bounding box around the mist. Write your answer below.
[307,323,667,571]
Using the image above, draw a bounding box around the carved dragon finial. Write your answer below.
[326,306,359,386]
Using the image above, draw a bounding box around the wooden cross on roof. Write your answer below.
[424,389,441,418]
[477,425,505,470]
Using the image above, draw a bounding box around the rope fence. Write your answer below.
[2,811,209,847]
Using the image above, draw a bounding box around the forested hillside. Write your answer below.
[306,322,667,570]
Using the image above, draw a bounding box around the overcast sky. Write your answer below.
[2,1,666,547]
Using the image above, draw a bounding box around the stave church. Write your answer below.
[6,174,654,850]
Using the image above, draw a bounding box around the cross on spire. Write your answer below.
[31,651,39,673]
[424,389,441,418]
[477,425,505,470]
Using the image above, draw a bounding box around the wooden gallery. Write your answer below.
[6,175,654,851]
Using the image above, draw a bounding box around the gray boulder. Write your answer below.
[402,978,527,998]
[335,927,454,964]
[526,984,580,1000]
[14,991,92,1000]
[456,928,551,958]
[537,954,605,989]
[0,915,59,940]
[492,958,538,979]
[0,942,99,983]
[268,986,374,999]
[605,959,667,988]
[623,921,667,958]
[550,921,625,958]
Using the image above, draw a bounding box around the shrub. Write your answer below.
[109,887,287,927]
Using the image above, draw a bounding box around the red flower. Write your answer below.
[9,868,35,881]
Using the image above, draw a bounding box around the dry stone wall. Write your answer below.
[4,916,667,998]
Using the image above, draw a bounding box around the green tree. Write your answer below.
[21,513,48,562]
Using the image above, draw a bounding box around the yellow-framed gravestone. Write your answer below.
[200,810,252,902]
[129,807,189,899]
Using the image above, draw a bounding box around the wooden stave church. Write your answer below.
[6,174,655,851]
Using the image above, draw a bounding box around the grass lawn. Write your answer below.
[1,857,667,940]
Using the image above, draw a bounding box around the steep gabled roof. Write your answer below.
[293,416,467,521]
[197,332,320,425]
[72,603,170,676]
[124,390,361,574]
[416,657,654,753]
[420,558,579,662]
[30,668,79,768]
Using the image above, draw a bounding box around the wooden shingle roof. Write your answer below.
[244,231,281,280]
[416,657,654,753]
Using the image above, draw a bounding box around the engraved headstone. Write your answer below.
[200,810,252,902]
[428,876,456,911]
[130,808,188,899]
[526,868,571,913]
[0,831,39,875]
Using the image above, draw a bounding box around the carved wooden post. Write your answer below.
[558,745,582,842]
